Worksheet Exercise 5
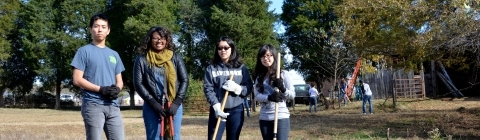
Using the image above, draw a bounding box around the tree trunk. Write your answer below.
[129,82,135,110]
[0,87,5,107]
[54,79,62,110]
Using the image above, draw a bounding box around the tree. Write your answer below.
[335,0,480,71]
[195,0,278,76]
[428,1,480,70]
[105,0,179,108]
[0,0,23,107]
[281,0,355,89]
[19,0,108,109]
[176,0,204,79]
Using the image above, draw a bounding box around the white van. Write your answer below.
[60,94,74,101]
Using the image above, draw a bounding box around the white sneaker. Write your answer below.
[363,113,366,115]
[370,113,373,114]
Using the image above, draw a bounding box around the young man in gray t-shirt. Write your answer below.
[70,13,125,140]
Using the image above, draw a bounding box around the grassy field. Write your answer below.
[0,97,479,140]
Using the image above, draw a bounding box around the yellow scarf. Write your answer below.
[146,49,176,138]
[146,49,176,102]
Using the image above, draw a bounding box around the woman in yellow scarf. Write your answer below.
[133,26,189,140]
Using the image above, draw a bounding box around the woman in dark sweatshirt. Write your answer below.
[203,36,253,140]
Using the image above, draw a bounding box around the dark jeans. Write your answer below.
[81,102,125,140]
[309,97,317,113]
[244,99,250,117]
[259,118,290,140]
[208,104,244,140]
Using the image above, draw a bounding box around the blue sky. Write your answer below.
[268,0,283,14]
[267,0,306,85]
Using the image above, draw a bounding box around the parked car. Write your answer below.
[60,94,74,101]
[294,84,311,105]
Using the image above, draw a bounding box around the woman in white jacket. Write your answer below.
[253,44,295,140]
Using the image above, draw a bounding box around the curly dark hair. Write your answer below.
[137,26,175,54]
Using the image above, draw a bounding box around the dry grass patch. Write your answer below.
[0,97,479,139]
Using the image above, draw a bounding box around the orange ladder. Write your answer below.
[346,60,362,98]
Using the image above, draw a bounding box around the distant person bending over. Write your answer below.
[360,80,373,114]
[133,26,189,140]
[253,44,295,140]
[309,83,319,113]
[71,13,125,140]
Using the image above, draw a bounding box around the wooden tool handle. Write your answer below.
[212,74,234,140]
[273,52,281,140]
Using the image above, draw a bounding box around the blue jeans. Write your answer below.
[143,103,183,140]
[81,102,125,140]
[309,97,317,113]
[362,95,373,113]
[341,93,347,105]
[259,118,290,140]
[208,104,244,140]
[244,99,250,117]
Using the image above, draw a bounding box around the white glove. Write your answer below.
[213,103,230,118]
[222,80,242,95]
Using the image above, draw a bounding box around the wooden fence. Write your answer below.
[183,95,210,115]
[183,95,254,115]
[362,69,425,100]
[362,70,394,99]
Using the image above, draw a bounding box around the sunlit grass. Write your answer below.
[0,97,479,139]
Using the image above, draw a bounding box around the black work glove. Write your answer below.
[99,85,120,100]
[272,79,286,93]
[149,98,166,119]
[168,98,182,116]
[107,85,121,100]
[99,86,110,96]
[267,91,285,102]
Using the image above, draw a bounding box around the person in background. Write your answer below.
[355,82,363,101]
[360,80,373,114]
[71,13,125,140]
[308,83,319,113]
[253,44,295,140]
[203,36,253,140]
[133,26,189,140]
[340,79,347,106]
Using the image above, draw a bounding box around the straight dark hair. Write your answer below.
[253,44,280,92]
[89,13,110,28]
[211,36,243,68]
[137,26,175,54]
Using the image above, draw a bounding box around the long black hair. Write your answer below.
[211,36,243,68]
[137,26,175,54]
[253,44,281,92]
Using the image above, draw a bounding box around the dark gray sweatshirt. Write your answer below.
[203,63,253,109]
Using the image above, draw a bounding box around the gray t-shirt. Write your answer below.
[70,44,125,106]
